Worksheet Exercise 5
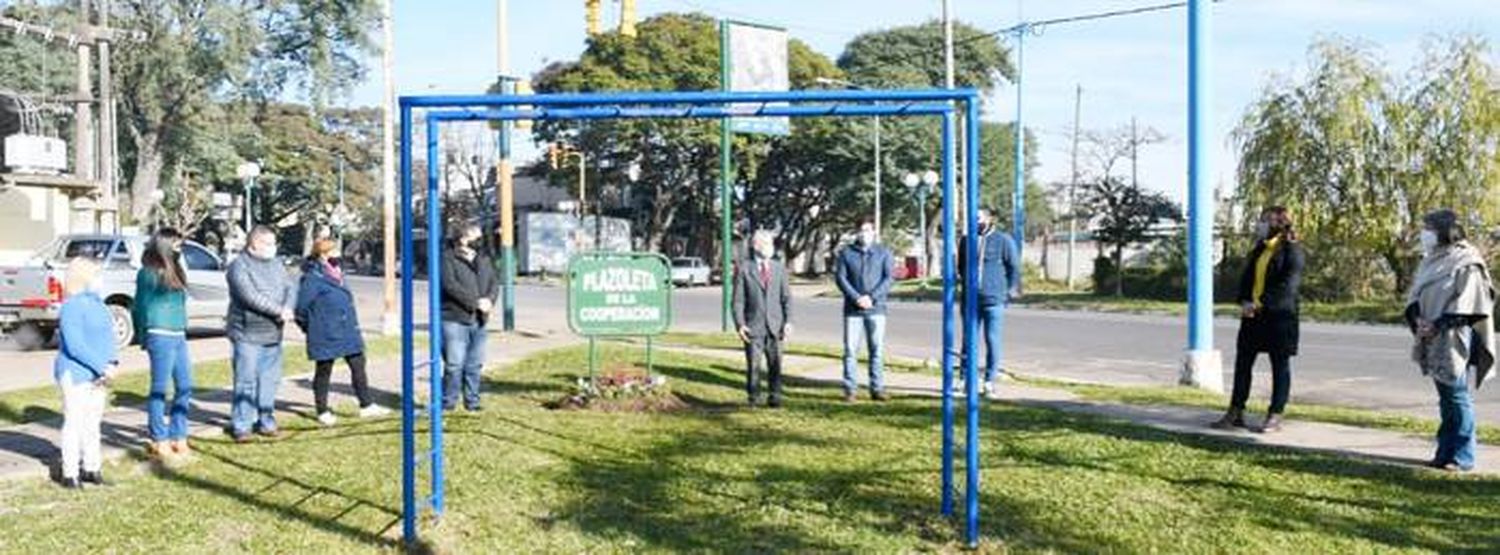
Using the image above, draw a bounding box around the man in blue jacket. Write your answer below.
[959,208,1022,397]
[834,218,895,402]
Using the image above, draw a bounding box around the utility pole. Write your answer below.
[1066,85,1081,291]
[380,0,398,336]
[97,0,118,232]
[73,0,96,192]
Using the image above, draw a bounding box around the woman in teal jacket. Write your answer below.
[133,228,192,458]
[54,258,117,489]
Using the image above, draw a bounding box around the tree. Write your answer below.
[1081,122,1178,297]
[526,13,844,262]
[838,20,1013,90]
[113,0,378,224]
[1234,36,1500,300]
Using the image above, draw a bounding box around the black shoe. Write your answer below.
[1209,409,1246,430]
[81,471,109,487]
[768,398,784,409]
[872,391,889,402]
[60,477,83,490]
[747,397,763,407]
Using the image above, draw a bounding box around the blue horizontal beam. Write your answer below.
[428,103,953,123]
[402,88,980,109]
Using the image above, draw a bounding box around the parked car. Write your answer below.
[0,234,230,350]
[670,257,711,287]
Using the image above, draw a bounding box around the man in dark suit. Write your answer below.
[733,229,793,407]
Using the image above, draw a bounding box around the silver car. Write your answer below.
[0,234,230,349]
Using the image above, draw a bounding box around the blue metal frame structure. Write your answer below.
[398,88,987,546]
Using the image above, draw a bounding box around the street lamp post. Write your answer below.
[904,170,940,278]
[237,161,261,233]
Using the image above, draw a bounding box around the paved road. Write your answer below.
[4,276,1493,426]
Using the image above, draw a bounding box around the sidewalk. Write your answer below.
[670,346,1496,474]
[0,328,575,483]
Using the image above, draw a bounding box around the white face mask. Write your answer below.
[87,277,106,294]
[1420,230,1440,253]
[755,243,773,259]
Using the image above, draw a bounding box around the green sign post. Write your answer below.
[567,252,673,381]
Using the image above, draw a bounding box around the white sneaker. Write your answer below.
[981,381,994,397]
[317,412,338,427]
[359,404,392,418]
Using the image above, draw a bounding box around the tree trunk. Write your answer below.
[1113,244,1125,297]
[129,132,166,225]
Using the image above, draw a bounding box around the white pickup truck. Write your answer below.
[0,234,231,350]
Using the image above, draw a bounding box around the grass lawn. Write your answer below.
[0,336,409,427]
[878,280,1406,325]
[2,345,1497,553]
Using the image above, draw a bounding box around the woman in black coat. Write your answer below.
[1212,206,1305,433]
[295,239,389,425]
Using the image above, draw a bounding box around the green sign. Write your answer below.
[567,253,673,337]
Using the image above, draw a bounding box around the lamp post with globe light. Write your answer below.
[903,170,939,279]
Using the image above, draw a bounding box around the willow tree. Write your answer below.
[1234,36,1500,300]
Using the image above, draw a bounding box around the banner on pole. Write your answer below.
[723,21,789,135]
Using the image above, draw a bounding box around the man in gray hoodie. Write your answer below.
[227,225,297,442]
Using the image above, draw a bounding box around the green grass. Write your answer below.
[643,331,928,372]
[1024,376,1500,446]
[880,283,1406,325]
[2,345,1497,553]
[0,336,411,427]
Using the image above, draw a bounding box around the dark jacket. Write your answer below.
[732,257,792,339]
[226,254,297,345]
[833,243,894,316]
[1236,238,1305,356]
[295,259,365,362]
[441,249,499,326]
[958,229,1022,307]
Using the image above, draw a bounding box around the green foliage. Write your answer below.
[1235,36,1500,301]
[837,20,1013,90]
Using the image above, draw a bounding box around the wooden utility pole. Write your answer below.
[380,0,398,335]
[97,0,118,232]
[1066,85,1081,290]
[73,0,95,188]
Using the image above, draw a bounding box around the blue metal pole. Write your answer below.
[939,111,956,518]
[402,88,981,108]
[1187,0,1213,353]
[963,99,982,548]
[399,103,416,544]
[425,118,446,516]
[1012,29,1027,256]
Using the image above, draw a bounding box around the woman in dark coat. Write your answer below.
[296,239,389,425]
[1212,206,1305,433]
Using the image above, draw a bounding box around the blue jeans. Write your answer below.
[145,333,193,441]
[1434,379,1477,470]
[442,321,488,410]
[842,314,886,394]
[231,342,283,436]
[981,304,1006,383]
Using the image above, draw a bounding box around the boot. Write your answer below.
[1209,408,1246,430]
[81,470,109,487]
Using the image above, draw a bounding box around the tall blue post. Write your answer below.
[963,99,983,548]
[399,103,416,544]
[939,111,956,518]
[425,118,446,515]
[1012,28,1027,255]
[1183,0,1221,390]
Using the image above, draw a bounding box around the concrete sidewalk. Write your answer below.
[0,328,575,483]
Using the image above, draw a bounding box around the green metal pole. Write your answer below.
[646,336,654,377]
[588,337,597,384]
[719,20,734,332]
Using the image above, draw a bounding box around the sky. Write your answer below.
[349,0,1500,205]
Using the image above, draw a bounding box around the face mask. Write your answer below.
[88,277,106,294]
[755,244,773,259]
[858,230,875,246]
[1254,222,1271,241]
[1420,230,1440,253]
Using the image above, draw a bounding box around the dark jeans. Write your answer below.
[313,353,371,414]
[745,334,784,404]
[1229,350,1292,414]
[442,321,487,410]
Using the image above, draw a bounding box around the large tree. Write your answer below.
[113,0,378,224]
[1235,36,1500,300]
[1080,122,1179,296]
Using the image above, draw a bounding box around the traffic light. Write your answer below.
[548,143,560,169]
